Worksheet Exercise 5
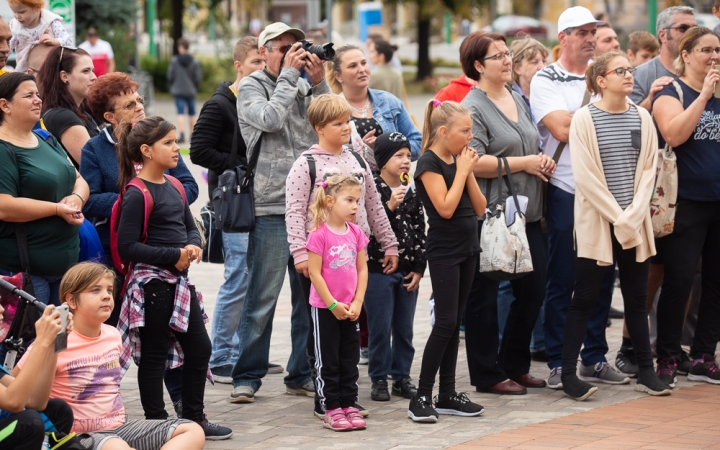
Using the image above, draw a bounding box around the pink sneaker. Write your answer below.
[343,407,367,430]
[324,408,353,431]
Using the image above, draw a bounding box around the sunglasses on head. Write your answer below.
[59,46,78,65]
[387,132,407,142]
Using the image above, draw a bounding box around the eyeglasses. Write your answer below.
[265,44,291,53]
[113,95,145,112]
[483,50,513,61]
[695,47,720,55]
[667,24,692,33]
[602,67,636,77]
[59,45,78,65]
[388,132,407,142]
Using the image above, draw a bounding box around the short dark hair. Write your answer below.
[0,72,37,122]
[460,32,507,81]
[373,40,398,64]
[177,38,190,50]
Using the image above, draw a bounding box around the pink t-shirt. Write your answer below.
[18,324,125,433]
[306,222,369,308]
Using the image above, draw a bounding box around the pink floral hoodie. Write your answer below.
[286,145,398,264]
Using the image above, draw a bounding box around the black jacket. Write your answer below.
[367,176,427,275]
[189,81,246,201]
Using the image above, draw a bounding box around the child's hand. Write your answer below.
[184,245,202,263]
[175,248,191,271]
[382,255,399,274]
[348,300,362,321]
[387,187,406,211]
[38,35,59,46]
[456,146,479,177]
[331,302,350,320]
[403,272,422,292]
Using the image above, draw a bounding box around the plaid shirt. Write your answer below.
[118,263,212,382]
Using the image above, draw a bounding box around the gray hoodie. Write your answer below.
[237,67,331,216]
[167,53,202,97]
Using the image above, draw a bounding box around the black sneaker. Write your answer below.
[392,377,418,399]
[354,403,369,418]
[172,399,182,418]
[657,357,677,388]
[615,349,639,378]
[313,399,325,420]
[210,364,233,384]
[677,351,692,375]
[434,392,484,417]
[371,380,390,401]
[687,353,720,385]
[407,395,438,423]
[199,416,233,440]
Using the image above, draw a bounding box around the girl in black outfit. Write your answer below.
[115,116,232,439]
[408,100,486,423]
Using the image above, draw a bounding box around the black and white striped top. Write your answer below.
[588,104,641,209]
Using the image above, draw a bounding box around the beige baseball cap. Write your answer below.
[259,22,306,47]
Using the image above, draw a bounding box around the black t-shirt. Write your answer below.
[42,107,100,167]
[414,150,479,260]
[116,179,201,275]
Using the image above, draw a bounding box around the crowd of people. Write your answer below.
[0,0,720,446]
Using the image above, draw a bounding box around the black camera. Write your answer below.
[291,39,335,61]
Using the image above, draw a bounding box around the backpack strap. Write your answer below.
[350,150,367,170]
[305,154,316,193]
[552,89,591,164]
[164,174,187,204]
[124,178,154,245]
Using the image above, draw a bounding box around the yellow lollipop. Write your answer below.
[400,172,410,186]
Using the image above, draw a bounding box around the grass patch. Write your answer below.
[180,148,190,156]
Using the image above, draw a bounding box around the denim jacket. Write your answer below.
[367,89,422,160]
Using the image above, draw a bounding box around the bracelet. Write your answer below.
[327,300,338,311]
[72,192,85,206]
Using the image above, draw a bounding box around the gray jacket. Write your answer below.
[238,67,330,216]
[167,53,202,97]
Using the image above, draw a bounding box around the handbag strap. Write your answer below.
[239,80,271,186]
[552,89,591,164]
[1,141,31,273]
[501,157,522,215]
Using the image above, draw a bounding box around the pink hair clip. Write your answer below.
[321,182,328,188]
[131,123,136,128]
[433,99,441,108]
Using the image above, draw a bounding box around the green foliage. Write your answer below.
[140,55,170,93]
[75,0,139,30]
[140,55,235,94]
[100,29,136,73]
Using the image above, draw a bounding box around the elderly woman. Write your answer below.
[653,26,720,387]
[38,46,98,167]
[327,45,422,166]
[0,72,88,306]
[510,38,549,120]
[460,32,554,395]
[80,72,198,291]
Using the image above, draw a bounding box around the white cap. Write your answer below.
[259,22,305,47]
[558,7,604,34]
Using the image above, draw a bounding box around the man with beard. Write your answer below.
[530,6,631,390]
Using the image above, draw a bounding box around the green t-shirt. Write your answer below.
[0,136,79,276]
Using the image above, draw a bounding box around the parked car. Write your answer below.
[484,15,548,40]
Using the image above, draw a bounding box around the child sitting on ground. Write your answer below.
[364,132,426,402]
[8,0,73,72]
[14,262,206,450]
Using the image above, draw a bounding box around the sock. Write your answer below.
[620,337,632,352]
[638,366,671,392]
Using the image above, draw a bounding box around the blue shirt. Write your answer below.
[367,89,422,160]
[654,78,720,201]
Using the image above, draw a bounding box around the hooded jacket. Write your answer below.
[285,145,398,265]
[167,53,202,97]
[434,75,476,103]
[238,67,331,216]
[190,81,244,199]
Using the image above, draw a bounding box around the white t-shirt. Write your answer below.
[530,63,595,194]
[78,39,114,59]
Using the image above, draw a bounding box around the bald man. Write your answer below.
[0,18,11,74]
[26,42,56,79]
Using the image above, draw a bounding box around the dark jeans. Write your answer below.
[465,220,547,388]
[417,254,477,398]
[138,280,211,422]
[364,271,418,383]
[562,233,652,375]
[0,398,73,450]
[544,183,614,369]
[657,198,720,360]
[311,306,360,411]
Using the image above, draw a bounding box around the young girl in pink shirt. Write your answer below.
[307,174,369,432]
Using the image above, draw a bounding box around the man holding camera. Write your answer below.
[229,23,330,404]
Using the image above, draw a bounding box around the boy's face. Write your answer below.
[238,50,264,77]
[318,113,351,147]
[381,147,412,177]
[68,275,115,324]
[628,48,658,67]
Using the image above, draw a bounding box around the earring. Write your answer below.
[479,70,484,74]
[149,155,152,160]
[65,80,69,85]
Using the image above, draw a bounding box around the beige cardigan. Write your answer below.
[569,104,658,266]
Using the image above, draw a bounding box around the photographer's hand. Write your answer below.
[283,42,308,71]
[306,54,326,86]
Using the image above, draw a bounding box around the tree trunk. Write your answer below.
[416,18,432,81]
[171,0,184,55]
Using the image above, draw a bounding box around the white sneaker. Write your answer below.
[230,385,256,403]
[547,367,563,389]
[579,362,630,385]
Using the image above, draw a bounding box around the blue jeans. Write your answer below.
[174,96,196,115]
[209,232,249,368]
[364,271,418,383]
[544,184,613,369]
[230,215,310,391]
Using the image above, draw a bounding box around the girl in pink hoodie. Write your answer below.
[285,94,399,417]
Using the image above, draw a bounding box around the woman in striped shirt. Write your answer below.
[563,51,670,401]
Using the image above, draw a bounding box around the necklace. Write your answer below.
[349,97,371,118]
[0,128,36,145]
[486,90,508,101]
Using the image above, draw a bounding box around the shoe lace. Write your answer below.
[700,354,720,375]
[417,396,434,408]
[453,392,472,404]
[657,358,677,376]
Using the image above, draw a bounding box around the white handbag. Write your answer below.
[479,157,534,280]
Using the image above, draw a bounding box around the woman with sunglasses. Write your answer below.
[563,51,669,400]
[653,26,720,387]
[37,45,98,167]
[460,32,554,395]
[80,72,198,326]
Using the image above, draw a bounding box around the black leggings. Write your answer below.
[0,398,73,450]
[562,233,652,375]
[138,280,212,422]
[417,254,477,398]
[657,198,720,360]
